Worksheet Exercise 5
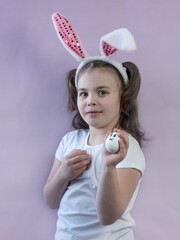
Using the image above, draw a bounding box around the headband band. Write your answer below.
[75,56,128,87]
[52,12,136,87]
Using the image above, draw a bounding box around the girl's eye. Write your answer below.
[79,92,88,98]
[98,90,108,96]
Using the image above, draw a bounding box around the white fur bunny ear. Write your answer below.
[52,12,88,61]
[100,28,136,56]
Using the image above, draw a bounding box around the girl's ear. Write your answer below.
[100,28,136,57]
[52,12,88,61]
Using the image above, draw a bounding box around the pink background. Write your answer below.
[0,0,180,239]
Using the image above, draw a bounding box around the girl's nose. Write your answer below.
[88,102,96,106]
[87,94,97,106]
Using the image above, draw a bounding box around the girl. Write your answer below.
[44,13,145,240]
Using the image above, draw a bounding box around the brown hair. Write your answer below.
[66,60,144,146]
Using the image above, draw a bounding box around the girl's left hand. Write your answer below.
[103,129,129,167]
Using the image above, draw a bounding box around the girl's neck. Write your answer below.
[88,128,108,146]
[87,121,120,146]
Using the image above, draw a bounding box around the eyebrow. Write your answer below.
[77,86,110,92]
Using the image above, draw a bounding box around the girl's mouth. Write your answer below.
[86,111,102,116]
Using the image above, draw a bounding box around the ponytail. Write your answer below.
[120,62,144,145]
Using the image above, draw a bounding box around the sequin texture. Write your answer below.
[102,42,117,56]
[53,13,85,59]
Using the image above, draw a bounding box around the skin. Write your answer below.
[43,67,141,225]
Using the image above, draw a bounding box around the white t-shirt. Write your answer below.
[55,129,145,240]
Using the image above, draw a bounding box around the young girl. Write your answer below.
[44,13,145,240]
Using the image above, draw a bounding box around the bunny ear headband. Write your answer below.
[52,12,136,87]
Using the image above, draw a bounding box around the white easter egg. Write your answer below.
[105,132,120,153]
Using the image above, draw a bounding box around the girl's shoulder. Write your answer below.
[55,129,89,160]
[62,129,89,142]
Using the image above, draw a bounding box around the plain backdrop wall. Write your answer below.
[0,0,180,239]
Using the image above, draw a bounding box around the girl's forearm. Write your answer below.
[43,166,69,209]
[96,167,125,225]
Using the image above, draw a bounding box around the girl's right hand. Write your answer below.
[61,149,91,181]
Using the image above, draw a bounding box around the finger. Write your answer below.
[105,130,112,137]
[117,130,129,146]
[71,159,90,171]
[65,149,87,159]
[66,156,91,170]
[75,166,87,176]
[117,138,129,159]
[113,128,119,133]
[72,153,90,162]
[65,150,90,163]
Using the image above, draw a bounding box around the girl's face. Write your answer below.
[77,67,122,131]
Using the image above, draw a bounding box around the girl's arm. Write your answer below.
[43,150,91,209]
[43,159,68,209]
[96,167,141,225]
[96,130,141,225]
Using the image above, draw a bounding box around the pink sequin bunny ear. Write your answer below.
[100,28,136,57]
[52,12,88,61]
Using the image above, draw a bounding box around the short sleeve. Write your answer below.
[55,134,68,161]
[116,135,145,174]
[54,130,87,161]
